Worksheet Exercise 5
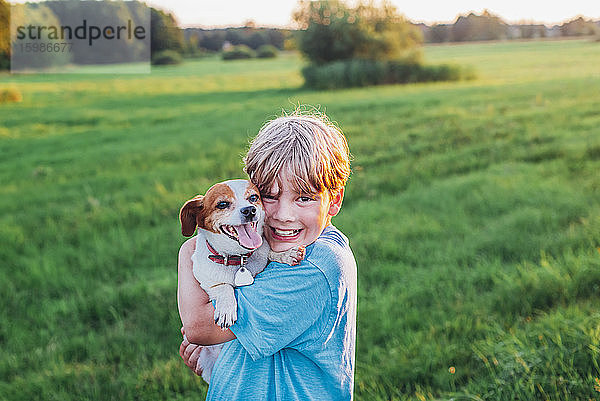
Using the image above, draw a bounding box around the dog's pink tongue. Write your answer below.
[236,223,262,249]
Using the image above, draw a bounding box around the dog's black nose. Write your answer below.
[241,206,256,221]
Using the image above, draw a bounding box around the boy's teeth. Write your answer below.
[274,228,299,237]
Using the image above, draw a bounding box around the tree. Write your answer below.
[10,3,71,70]
[426,24,452,43]
[0,0,9,69]
[150,8,184,55]
[44,0,147,64]
[452,10,508,42]
[225,29,245,46]
[266,29,285,49]
[199,30,226,51]
[560,17,599,37]
[353,1,422,61]
[293,0,422,65]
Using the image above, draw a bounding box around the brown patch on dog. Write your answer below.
[244,181,263,208]
[200,183,236,234]
[180,195,204,237]
[180,183,237,236]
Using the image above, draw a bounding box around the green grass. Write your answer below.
[1,40,599,400]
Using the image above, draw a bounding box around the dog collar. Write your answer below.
[206,241,254,266]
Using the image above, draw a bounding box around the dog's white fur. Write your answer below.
[180,179,303,382]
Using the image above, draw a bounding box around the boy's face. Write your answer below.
[261,170,343,252]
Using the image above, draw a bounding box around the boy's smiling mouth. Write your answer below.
[271,227,302,239]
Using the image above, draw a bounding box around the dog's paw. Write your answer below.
[270,246,305,266]
[288,246,306,265]
[214,298,237,329]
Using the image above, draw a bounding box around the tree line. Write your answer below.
[1,0,599,71]
[0,0,184,69]
[421,11,600,43]
[0,0,289,69]
[183,25,288,54]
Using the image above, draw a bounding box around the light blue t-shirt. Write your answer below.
[206,225,357,401]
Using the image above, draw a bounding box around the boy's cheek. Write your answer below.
[261,202,275,218]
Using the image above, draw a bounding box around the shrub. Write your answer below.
[256,44,278,58]
[302,59,475,89]
[0,88,23,104]
[0,52,9,71]
[151,50,183,66]
[346,59,386,86]
[222,45,255,60]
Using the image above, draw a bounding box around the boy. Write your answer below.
[177,110,357,400]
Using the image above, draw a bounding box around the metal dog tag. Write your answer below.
[234,267,254,286]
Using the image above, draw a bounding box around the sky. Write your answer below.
[143,0,599,28]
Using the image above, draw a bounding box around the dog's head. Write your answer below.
[180,179,264,250]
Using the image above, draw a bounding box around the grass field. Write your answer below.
[1,38,599,400]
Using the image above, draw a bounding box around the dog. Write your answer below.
[180,179,305,382]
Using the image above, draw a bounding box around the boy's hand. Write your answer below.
[179,328,204,376]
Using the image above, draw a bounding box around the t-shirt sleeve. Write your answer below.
[230,260,331,361]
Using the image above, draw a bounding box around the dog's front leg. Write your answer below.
[206,284,237,329]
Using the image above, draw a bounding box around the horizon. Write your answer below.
[143,0,599,29]
[174,12,599,31]
[8,0,599,30]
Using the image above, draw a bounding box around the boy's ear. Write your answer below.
[327,187,344,217]
[180,195,204,237]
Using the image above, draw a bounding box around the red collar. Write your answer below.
[206,241,254,266]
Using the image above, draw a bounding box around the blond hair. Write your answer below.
[244,109,351,197]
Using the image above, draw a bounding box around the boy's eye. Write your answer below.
[216,201,230,209]
[248,194,259,203]
[299,196,314,202]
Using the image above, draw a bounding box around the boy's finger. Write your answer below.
[179,337,193,357]
[183,343,199,362]
[189,346,203,375]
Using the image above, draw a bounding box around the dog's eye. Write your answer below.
[248,194,259,203]
[216,201,230,209]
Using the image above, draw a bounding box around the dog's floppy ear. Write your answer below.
[180,195,204,237]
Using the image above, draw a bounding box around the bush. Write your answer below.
[222,45,255,60]
[0,88,23,104]
[256,44,278,58]
[302,59,475,89]
[151,50,183,66]
[293,0,423,65]
[0,52,9,71]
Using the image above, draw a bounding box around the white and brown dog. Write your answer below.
[180,179,304,382]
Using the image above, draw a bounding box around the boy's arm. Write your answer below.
[177,237,236,345]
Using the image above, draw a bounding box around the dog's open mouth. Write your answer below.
[220,221,263,249]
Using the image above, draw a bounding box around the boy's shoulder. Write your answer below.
[307,225,350,259]
[317,225,349,248]
[303,225,354,280]
[262,226,353,281]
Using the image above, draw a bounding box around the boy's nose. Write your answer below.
[271,200,294,222]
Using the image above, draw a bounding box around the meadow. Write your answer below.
[1,38,599,400]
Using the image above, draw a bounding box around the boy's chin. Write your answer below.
[266,234,309,252]
[267,240,299,253]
